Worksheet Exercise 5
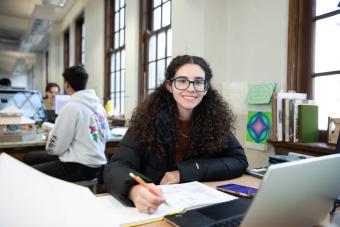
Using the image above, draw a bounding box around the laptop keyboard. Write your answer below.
[209,215,243,227]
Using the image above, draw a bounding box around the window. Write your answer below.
[63,28,69,70]
[313,1,340,129]
[141,0,172,97]
[105,0,126,115]
[287,0,340,130]
[75,14,85,65]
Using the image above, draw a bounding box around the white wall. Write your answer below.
[52,0,106,100]
[124,0,140,119]
[172,0,289,168]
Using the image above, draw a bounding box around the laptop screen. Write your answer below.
[55,95,70,115]
[0,89,45,122]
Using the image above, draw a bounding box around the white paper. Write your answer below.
[222,81,248,115]
[0,153,116,227]
[95,181,236,226]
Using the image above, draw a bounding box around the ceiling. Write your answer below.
[0,0,75,75]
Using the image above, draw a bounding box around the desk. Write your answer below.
[141,175,261,227]
[0,136,122,160]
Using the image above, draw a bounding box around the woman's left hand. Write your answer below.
[160,170,180,185]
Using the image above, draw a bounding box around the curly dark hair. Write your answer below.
[129,55,236,159]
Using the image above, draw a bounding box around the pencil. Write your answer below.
[129,172,170,207]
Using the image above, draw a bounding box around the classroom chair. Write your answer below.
[74,178,98,194]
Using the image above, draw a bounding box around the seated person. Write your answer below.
[43,82,60,123]
[23,65,109,182]
[0,78,12,88]
[44,82,60,110]
[103,55,248,214]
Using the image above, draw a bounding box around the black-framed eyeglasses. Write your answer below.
[169,76,210,92]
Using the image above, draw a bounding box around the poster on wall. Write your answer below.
[245,111,272,150]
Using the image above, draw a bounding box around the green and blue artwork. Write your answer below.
[246,111,271,144]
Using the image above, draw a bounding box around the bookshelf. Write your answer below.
[268,140,336,157]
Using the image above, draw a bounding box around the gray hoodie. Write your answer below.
[46,89,109,167]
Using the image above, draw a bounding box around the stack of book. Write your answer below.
[270,92,318,143]
[0,107,36,142]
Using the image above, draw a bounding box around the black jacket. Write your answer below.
[103,111,248,206]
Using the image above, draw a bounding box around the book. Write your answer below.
[96,181,236,226]
[276,92,307,141]
[297,104,318,142]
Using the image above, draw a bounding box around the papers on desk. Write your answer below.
[0,153,118,227]
[0,153,235,227]
[96,181,236,226]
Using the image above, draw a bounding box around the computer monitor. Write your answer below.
[0,89,45,122]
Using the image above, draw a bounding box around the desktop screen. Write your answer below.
[0,89,45,122]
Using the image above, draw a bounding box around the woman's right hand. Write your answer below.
[128,184,165,214]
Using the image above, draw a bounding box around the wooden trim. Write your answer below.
[45,51,49,83]
[268,140,336,156]
[104,0,114,103]
[138,0,149,101]
[286,0,313,98]
[75,13,84,65]
[63,28,70,70]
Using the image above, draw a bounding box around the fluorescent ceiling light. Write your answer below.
[43,0,68,7]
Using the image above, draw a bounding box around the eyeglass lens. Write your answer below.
[172,77,208,92]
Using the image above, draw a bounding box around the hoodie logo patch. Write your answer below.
[89,112,107,143]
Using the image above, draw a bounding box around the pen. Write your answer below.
[129,172,170,207]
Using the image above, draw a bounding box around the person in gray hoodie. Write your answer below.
[23,65,109,182]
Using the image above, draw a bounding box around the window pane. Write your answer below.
[314,74,340,130]
[157,59,165,85]
[110,73,115,93]
[81,38,85,51]
[148,62,156,89]
[314,15,340,73]
[153,0,161,8]
[121,69,125,90]
[121,91,125,114]
[115,0,119,11]
[120,30,124,47]
[120,8,125,29]
[111,54,115,72]
[116,51,120,69]
[114,32,119,48]
[121,49,126,69]
[148,35,156,62]
[153,7,161,31]
[116,71,121,92]
[81,53,85,64]
[167,29,172,57]
[157,32,166,59]
[120,0,125,8]
[115,13,119,32]
[162,1,171,27]
[315,0,339,16]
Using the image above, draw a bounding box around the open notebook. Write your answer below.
[96,181,236,226]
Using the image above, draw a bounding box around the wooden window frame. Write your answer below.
[75,13,84,65]
[287,0,340,141]
[139,0,172,100]
[104,0,126,114]
[63,28,70,70]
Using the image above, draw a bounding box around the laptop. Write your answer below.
[165,153,340,227]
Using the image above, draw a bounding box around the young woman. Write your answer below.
[43,82,60,110]
[104,55,248,214]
